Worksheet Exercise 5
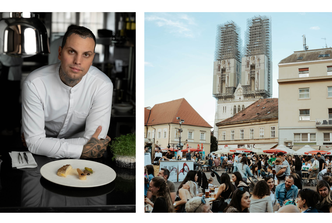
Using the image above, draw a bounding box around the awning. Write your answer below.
[253,143,278,151]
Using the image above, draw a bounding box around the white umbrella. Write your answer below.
[293,145,315,155]
[215,147,232,155]
[275,145,294,154]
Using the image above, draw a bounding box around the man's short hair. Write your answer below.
[276,152,285,157]
[317,152,321,156]
[286,175,294,181]
[161,168,170,179]
[61,25,96,50]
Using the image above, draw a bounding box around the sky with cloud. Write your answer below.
[144,12,332,129]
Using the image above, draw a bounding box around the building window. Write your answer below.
[240,129,244,140]
[259,128,264,138]
[233,105,236,114]
[200,132,206,141]
[327,66,332,75]
[222,131,226,141]
[242,105,245,110]
[148,131,151,138]
[158,131,161,139]
[299,88,309,99]
[238,105,241,113]
[324,133,331,142]
[299,68,309,77]
[294,133,316,142]
[163,130,167,138]
[231,130,235,140]
[299,109,310,121]
[249,129,254,139]
[188,131,194,140]
[328,86,332,97]
[271,126,276,138]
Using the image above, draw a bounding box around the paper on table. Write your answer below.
[9,151,37,169]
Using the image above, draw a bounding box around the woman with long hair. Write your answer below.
[174,180,197,212]
[232,171,249,192]
[212,173,236,212]
[264,175,276,205]
[177,170,199,194]
[233,156,253,182]
[145,176,175,212]
[144,165,155,197]
[249,180,273,212]
[297,189,320,213]
[224,188,251,213]
[251,164,259,178]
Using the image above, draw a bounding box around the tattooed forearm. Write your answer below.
[81,137,109,159]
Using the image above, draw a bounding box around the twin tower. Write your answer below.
[213,16,272,139]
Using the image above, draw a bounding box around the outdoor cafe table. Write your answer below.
[0,149,135,212]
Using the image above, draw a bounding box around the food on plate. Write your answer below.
[84,167,93,174]
[57,164,72,177]
[77,168,87,180]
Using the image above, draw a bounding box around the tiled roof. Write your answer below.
[279,48,332,64]
[216,98,278,126]
[145,98,212,128]
[144,107,151,125]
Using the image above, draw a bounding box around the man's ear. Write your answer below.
[58,46,62,60]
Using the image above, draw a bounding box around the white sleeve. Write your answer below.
[22,81,83,159]
[82,81,113,141]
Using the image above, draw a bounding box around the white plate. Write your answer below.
[40,159,116,188]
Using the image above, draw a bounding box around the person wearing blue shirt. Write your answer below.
[233,156,253,182]
[275,175,298,206]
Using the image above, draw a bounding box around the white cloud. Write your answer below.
[310,26,320,30]
[145,13,196,38]
[145,61,154,67]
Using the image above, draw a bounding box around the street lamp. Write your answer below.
[176,117,184,150]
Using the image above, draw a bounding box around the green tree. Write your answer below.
[210,132,218,152]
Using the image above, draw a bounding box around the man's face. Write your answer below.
[158,170,166,180]
[278,154,285,161]
[318,186,329,198]
[285,177,294,190]
[58,33,95,87]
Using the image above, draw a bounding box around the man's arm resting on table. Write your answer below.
[22,126,111,159]
[80,126,111,159]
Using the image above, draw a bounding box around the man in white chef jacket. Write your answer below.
[21,25,112,159]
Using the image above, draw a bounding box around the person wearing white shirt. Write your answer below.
[21,25,112,159]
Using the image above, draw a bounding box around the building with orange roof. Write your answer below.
[144,98,212,156]
[216,98,278,151]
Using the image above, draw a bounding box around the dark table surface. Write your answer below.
[0,138,135,212]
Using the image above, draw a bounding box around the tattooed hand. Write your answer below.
[81,126,111,159]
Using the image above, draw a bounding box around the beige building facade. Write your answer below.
[216,98,278,150]
[278,48,332,149]
[145,124,211,153]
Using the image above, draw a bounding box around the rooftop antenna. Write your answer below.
[302,35,308,51]
[322,38,327,48]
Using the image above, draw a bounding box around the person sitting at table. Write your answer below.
[233,156,253,182]
[297,188,320,213]
[231,171,249,192]
[316,180,332,212]
[174,180,197,212]
[264,175,278,210]
[318,167,332,181]
[185,196,212,213]
[249,180,273,213]
[302,161,311,170]
[21,25,112,159]
[177,170,199,194]
[275,158,287,185]
[212,173,235,212]
[157,168,176,203]
[144,176,175,212]
[275,175,298,207]
[224,188,251,213]
[163,150,174,161]
[144,165,154,197]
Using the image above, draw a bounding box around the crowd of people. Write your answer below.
[145,149,332,213]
